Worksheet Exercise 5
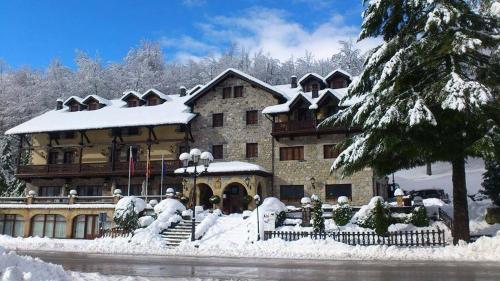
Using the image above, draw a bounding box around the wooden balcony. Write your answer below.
[16,160,181,179]
[272,120,354,137]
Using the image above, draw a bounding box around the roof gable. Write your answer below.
[63,96,83,106]
[324,69,352,83]
[120,91,142,102]
[185,68,287,105]
[298,73,326,88]
[141,89,169,101]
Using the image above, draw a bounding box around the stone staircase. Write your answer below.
[161,219,201,247]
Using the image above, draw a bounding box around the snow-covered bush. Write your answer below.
[138,215,155,228]
[311,195,325,232]
[113,196,146,232]
[332,199,352,226]
[275,211,286,228]
[194,213,219,239]
[154,198,185,215]
[249,197,287,240]
[353,197,390,234]
[406,206,429,227]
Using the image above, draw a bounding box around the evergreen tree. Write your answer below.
[113,200,139,233]
[311,195,325,232]
[323,0,499,244]
[373,198,390,236]
[407,206,430,227]
[481,159,500,206]
[332,200,353,226]
[0,137,25,196]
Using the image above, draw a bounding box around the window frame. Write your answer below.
[222,87,232,99]
[279,146,304,161]
[323,144,340,159]
[246,110,258,125]
[280,185,304,201]
[212,113,224,127]
[246,143,258,158]
[212,145,223,160]
[233,86,244,98]
[325,184,352,201]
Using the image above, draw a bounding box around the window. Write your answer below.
[325,184,352,201]
[279,146,304,161]
[127,100,138,107]
[212,113,224,127]
[324,144,340,159]
[39,186,61,196]
[88,102,98,111]
[212,145,223,159]
[147,97,158,106]
[72,215,101,239]
[59,131,75,139]
[117,146,139,162]
[63,150,75,164]
[246,110,258,125]
[69,103,80,112]
[233,86,243,98]
[31,214,66,238]
[48,150,61,165]
[312,83,319,93]
[122,127,140,136]
[222,87,232,99]
[0,214,24,237]
[76,186,103,196]
[118,184,142,196]
[280,185,304,201]
[246,143,258,158]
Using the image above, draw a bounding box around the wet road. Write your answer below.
[17,250,500,280]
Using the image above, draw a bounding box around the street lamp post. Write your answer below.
[254,194,261,241]
[179,148,213,242]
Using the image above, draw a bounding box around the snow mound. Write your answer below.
[249,197,287,240]
[115,196,146,215]
[132,199,185,247]
[195,212,220,240]
[138,216,154,228]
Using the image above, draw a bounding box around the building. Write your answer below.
[0,68,387,238]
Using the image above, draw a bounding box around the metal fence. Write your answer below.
[97,228,131,238]
[263,229,446,247]
[438,208,453,230]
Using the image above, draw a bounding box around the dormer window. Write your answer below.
[146,96,159,106]
[70,104,79,112]
[88,102,98,111]
[127,100,138,107]
[311,84,319,97]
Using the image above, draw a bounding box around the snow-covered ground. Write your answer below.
[394,158,485,196]
[0,245,146,281]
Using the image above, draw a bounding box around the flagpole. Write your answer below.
[160,154,164,200]
[127,146,132,196]
[145,148,149,202]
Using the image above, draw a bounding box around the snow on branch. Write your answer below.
[331,133,370,171]
[409,98,437,127]
[441,72,492,111]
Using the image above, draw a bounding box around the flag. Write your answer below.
[128,146,135,176]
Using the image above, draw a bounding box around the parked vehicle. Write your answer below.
[408,189,450,203]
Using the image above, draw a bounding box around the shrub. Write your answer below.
[333,202,352,226]
[209,195,221,204]
[113,200,139,232]
[373,199,390,235]
[407,206,429,227]
[311,195,325,232]
[275,211,286,228]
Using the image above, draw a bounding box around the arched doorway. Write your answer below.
[222,183,248,214]
[198,183,214,210]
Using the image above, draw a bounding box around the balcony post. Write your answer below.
[111,136,117,171]
[79,131,84,172]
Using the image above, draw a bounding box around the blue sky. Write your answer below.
[0,0,377,69]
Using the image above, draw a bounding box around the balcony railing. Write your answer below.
[272,119,357,136]
[16,160,181,178]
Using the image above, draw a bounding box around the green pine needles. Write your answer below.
[333,201,353,226]
[311,195,325,232]
[114,200,139,232]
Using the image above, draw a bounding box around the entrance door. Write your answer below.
[222,183,248,214]
[198,184,214,210]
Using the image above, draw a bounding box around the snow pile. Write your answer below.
[194,212,220,240]
[131,198,185,247]
[138,216,154,228]
[0,245,73,281]
[114,196,146,217]
[468,199,500,236]
[249,197,287,240]
[351,196,384,225]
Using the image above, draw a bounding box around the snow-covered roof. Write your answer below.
[141,88,169,101]
[63,96,84,106]
[121,90,143,101]
[188,84,203,95]
[5,91,196,135]
[262,87,354,114]
[81,95,111,106]
[324,69,352,81]
[298,73,326,85]
[174,161,270,175]
[185,68,288,105]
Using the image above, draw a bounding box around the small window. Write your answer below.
[127,100,138,107]
[279,146,304,161]
[246,143,258,158]
[325,184,352,201]
[212,145,223,159]
[213,113,224,127]
[246,110,258,125]
[88,102,98,111]
[39,186,61,196]
[122,127,140,136]
[222,87,232,99]
[280,185,304,201]
[48,151,60,165]
[147,98,158,106]
[233,86,243,98]
[312,83,319,93]
[63,150,75,164]
[323,144,340,159]
[70,104,79,112]
[76,186,103,196]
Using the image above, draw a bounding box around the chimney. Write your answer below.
[56,98,63,110]
[179,86,187,97]
[290,76,297,88]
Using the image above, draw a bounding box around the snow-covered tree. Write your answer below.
[311,195,325,232]
[322,0,499,243]
[481,159,500,206]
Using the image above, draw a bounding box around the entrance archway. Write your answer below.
[222,183,248,214]
[198,183,214,210]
